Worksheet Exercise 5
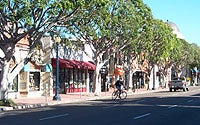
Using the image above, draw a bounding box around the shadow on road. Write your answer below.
[1,88,200,125]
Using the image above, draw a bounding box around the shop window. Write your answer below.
[29,72,40,91]
[89,71,94,92]
[59,68,65,83]
[8,75,18,92]
[68,69,73,83]
[73,70,77,83]
[78,70,82,83]
[65,68,70,82]
[80,70,86,88]
[89,71,94,83]
[82,71,85,82]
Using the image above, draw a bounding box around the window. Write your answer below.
[8,75,18,92]
[59,68,65,83]
[29,72,40,91]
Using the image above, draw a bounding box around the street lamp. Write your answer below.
[53,37,61,101]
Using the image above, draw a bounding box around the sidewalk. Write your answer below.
[0,88,167,111]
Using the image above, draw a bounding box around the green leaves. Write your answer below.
[0,0,199,70]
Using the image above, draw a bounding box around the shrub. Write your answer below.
[0,99,17,107]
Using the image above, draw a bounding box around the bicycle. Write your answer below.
[112,86,127,100]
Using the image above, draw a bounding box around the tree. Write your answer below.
[63,0,154,94]
[143,19,177,89]
[169,39,191,76]
[120,0,154,90]
[0,0,107,100]
[189,43,200,69]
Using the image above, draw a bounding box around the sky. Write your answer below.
[143,0,200,46]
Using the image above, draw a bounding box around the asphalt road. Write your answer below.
[1,86,200,125]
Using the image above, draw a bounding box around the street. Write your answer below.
[1,86,200,125]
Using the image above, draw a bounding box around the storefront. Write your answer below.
[17,62,49,98]
[132,71,145,91]
[100,65,108,92]
[51,58,95,93]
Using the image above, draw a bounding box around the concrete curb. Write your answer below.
[0,103,47,111]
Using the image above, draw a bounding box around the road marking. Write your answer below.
[0,112,4,116]
[102,104,118,109]
[39,113,69,121]
[168,105,178,109]
[136,100,146,103]
[187,99,194,103]
[133,113,151,120]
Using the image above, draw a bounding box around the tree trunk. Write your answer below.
[94,68,101,95]
[127,69,133,91]
[93,57,104,95]
[152,65,155,90]
[164,75,168,88]
[0,62,10,100]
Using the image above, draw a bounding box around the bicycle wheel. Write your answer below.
[112,91,118,100]
[119,91,127,100]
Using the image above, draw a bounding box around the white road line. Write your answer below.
[168,105,178,109]
[0,112,4,116]
[39,113,69,121]
[102,104,118,109]
[136,100,146,103]
[187,99,194,103]
[133,113,151,120]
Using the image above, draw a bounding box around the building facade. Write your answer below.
[7,36,96,99]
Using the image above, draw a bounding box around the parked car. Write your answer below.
[168,77,189,92]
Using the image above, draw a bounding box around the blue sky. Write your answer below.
[143,0,200,46]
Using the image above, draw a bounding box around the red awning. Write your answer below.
[83,61,96,70]
[51,58,95,70]
[67,59,95,70]
[51,58,73,69]
[66,59,81,69]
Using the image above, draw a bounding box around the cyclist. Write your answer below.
[114,77,124,94]
[112,77,127,100]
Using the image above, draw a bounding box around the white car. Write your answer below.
[168,77,189,92]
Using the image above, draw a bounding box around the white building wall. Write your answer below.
[82,44,94,62]
[50,42,94,62]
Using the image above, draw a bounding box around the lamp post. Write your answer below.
[53,37,61,101]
